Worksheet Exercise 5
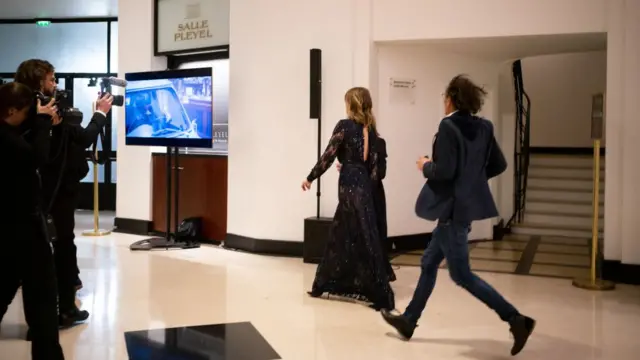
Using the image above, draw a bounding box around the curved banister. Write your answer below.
[506,60,531,228]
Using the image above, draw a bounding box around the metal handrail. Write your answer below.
[506,60,531,228]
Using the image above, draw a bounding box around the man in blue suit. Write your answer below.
[381,75,535,356]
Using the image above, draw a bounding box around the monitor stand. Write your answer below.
[130,146,201,251]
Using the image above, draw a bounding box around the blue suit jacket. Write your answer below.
[415,112,506,223]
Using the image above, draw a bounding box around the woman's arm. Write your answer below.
[306,120,346,182]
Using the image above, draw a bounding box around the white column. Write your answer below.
[603,0,625,261]
[115,0,166,221]
[227,0,373,241]
[620,0,640,264]
[351,0,374,87]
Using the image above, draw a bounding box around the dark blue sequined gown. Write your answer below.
[306,119,395,310]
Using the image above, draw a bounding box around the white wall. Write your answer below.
[373,0,607,42]
[115,0,166,221]
[496,63,516,222]
[604,0,640,264]
[227,0,374,241]
[116,0,640,264]
[523,51,607,148]
[376,45,501,240]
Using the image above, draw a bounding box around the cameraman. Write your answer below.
[0,82,65,359]
[14,59,114,328]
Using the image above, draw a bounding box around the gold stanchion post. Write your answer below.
[82,100,112,237]
[572,94,615,291]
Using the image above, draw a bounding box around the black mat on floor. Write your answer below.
[124,321,280,360]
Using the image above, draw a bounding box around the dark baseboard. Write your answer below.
[392,233,432,252]
[602,260,640,285]
[530,147,605,156]
[113,217,153,236]
[222,228,433,259]
[225,234,303,257]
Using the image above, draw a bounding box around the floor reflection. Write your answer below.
[125,322,280,360]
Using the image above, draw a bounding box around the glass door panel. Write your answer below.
[72,76,116,211]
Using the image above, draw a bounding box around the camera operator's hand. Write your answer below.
[37,98,58,118]
[95,93,114,114]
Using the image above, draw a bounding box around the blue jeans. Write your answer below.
[404,220,519,324]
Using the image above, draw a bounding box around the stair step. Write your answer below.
[525,212,603,229]
[530,155,605,168]
[526,210,603,219]
[528,163,605,171]
[512,222,602,239]
[526,200,603,215]
[513,221,603,232]
[528,178,602,191]
[528,186,603,193]
[528,174,604,182]
[529,166,604,179]
[526,189,594,202]
[526,197,604,206]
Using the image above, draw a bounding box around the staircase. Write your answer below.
[511,154,604,239]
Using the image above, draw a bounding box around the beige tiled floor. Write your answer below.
[539,236,590,247]
[471,248,523,262]
[534,253,591,267]
[475,240,529,251]
[529,264,591,279]
[537,243,590,255]
[468,258,519,273]
[1,218,639,359]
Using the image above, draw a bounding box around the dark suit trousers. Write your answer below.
[50,191,80,312]
[0,218,65,359]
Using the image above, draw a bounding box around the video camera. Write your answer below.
[100,77,126,107]
[36,89,83,126]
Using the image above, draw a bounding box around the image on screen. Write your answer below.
[124,68,213,148]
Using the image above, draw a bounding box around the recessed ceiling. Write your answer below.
[381,33,607,62]
[0,0,117,19]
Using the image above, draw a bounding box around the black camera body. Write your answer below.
[100,78,125,107]
[35,90,83,126]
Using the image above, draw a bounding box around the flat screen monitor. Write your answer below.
[124,68,213,148]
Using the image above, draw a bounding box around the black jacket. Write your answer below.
[419,111,506,223]
[0,114,53,223]
[41,112,107,199]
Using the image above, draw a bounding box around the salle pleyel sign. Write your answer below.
[156,0,230,54]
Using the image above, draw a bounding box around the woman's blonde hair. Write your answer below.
[345,87,377,130]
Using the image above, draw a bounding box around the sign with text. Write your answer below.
[155,0,230,55]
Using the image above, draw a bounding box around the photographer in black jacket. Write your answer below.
[14,59,114,328]
[0,82,65,359]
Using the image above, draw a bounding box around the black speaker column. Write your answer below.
[309,48,322,217]
[304,48,332,264]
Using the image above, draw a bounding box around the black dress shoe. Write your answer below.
[381,309,416,340]
[307,290,323,298]
[509,315,536,356]
[59,307,90,329]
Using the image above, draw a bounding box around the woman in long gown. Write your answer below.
[301,87,395,311]
[337,135,395,282]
